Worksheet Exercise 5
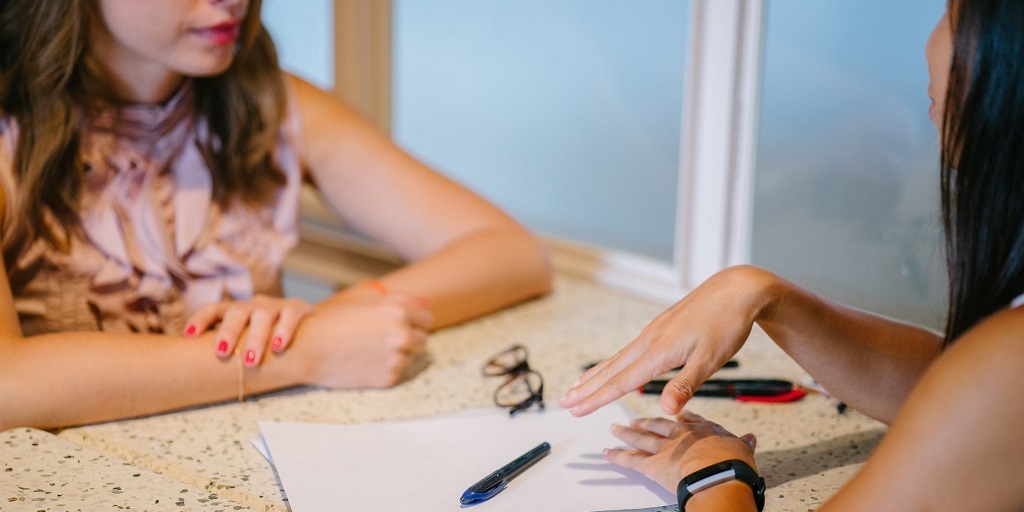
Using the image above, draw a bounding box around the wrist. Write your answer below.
[266,315,322,387]
[724,265,783,325]
[687,480,760,511]
[677,458,765,512]
[737,265,787,327]
[320,279,389,309]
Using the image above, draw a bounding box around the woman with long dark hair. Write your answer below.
[0,0,552,430]
[560,1,1024,509]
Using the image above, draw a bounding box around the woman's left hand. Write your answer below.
[605,411,758,493]
[184,295,314,367]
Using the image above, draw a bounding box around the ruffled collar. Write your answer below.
[81,80,196,162]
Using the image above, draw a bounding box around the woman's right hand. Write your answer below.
[289,291,434,388]
[559,265,779,416]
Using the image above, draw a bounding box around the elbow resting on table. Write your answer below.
[513,228,555,298]
[0,359,22,433]
[0,338,40,432]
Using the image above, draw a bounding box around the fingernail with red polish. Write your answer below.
[216,340,229,355]
[245,350,256,365]
[272,337,283,352]
[185,324,196,336]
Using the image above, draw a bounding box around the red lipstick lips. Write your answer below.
[193,21,240,45]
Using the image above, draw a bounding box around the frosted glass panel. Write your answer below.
[392,1,689,261]
[752,0,948,327]
[262,0,333,90]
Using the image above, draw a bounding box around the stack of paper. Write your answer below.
[258,404,676,511]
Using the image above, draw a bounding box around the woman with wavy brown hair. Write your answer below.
[561,0,1024,510]
[0,0,552,430]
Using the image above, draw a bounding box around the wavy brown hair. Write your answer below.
[0,0,286,250]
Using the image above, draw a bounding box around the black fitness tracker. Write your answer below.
[677,459,766,511]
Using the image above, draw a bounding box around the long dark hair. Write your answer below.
[0,0,286,250]
[941,0,1024,344]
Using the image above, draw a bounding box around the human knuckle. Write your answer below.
[608,374,631,394]
[195,303,217,315]
[638,323,658,340]
[595,362,615,382]
[377,363,404,387]
[225,304,248,317]
[384,329,413,349]
[250,308,273,321]
[639,358,663,380]
[670,377,696,398]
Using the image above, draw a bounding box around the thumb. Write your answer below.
[740,433,758,453]
[659,366,706,415]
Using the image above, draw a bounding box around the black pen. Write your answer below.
[459,441,551,505]
[641,378,794,397]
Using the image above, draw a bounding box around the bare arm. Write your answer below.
[0,330,299,431]
[599,308,1024,511]
[820,306,1024,511]
[561,265,942,424]
[0,228,293,430]
[0,245,432,430]
[756,269,942,423]
[287,74,553,328]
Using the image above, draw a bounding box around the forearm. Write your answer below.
[753,268,942,423]
[0,331,304,430]
[368,226,552,328]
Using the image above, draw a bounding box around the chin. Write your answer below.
[179,53,237,78]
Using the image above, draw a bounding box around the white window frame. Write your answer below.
[285,0,769,302]
[677,0,765,290]
[554,0,765,303]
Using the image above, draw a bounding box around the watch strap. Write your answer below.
[677,459,765,511]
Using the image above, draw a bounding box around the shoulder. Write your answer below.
[278,73,333,166]
[281,72,343,120]
[824,307,1024,511]
[279,72,389,172]
[947,303,1024,368]
[925,306,1024,428]
[281,72,368,130]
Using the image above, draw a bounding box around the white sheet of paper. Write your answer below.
[259,404,676,512]
[250,436,273,464]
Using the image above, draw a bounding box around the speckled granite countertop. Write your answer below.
[0,427,254,511]
[2,275,885,511]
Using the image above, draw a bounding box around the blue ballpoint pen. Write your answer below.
[459,441,551,505]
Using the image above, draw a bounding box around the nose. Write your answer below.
[210,0,246,15]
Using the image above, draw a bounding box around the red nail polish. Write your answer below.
[185,324,196,336]
[217,340,229,354]
[272,337,283,351]
[245,350,256,364]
